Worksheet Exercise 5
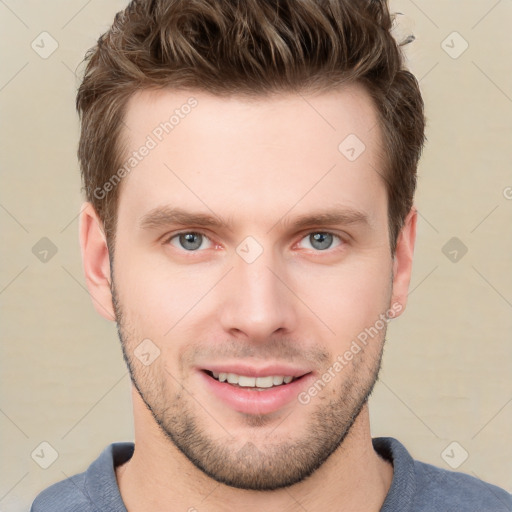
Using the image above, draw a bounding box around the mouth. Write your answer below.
[198,366,314,415]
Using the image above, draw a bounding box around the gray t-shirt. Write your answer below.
[31,437,512,511]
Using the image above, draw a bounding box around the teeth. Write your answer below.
[238,375,256,387]
[255,376,274,388]
[273,376,284,385]
[209,371,297,388]
[227,373,238,384]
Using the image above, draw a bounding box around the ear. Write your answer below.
[390,206,417,317]
[79,202,116,322]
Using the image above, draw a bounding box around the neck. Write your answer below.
[116,388,393,512]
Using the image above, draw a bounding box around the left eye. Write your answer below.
[168,232,212,251]
[298,232,342,251]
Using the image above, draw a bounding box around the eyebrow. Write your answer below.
[139,205,371,232]
[278,207,371,232]
[140,207,233,231]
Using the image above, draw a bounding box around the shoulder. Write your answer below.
[373,437,512,512]
[30,442,134,512]
[30,472,93,512]
[413,459,512,511]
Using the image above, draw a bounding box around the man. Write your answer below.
[32,0,511,510]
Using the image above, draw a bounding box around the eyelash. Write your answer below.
[164,230,345,254]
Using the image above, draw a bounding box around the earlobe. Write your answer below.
[79,202,116,322]
[390,207,417,317]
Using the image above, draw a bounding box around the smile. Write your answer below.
[199,367,314,415]
[206,370,298,389]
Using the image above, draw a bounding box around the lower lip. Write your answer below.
[199,371,314,415]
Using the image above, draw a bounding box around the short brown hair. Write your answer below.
[76,0,425,255]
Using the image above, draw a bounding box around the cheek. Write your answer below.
[293,256,392,339]
[114,256,195,338]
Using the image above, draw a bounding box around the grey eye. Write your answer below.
[170,232,210,251]
[309,232,334,251]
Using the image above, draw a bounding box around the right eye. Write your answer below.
[166,231,214,252]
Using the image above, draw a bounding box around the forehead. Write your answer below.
[123,85,381,152]
[117,86,386,232]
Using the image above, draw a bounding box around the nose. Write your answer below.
[218,247,298,342]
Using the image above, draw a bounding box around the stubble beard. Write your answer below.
[111,279,386,491]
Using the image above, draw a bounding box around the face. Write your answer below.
[84,85,415,490]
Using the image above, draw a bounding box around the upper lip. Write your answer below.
[200,363,312,378]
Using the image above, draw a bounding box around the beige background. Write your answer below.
[1,1,511,510]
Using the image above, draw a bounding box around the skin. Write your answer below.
[80,84,416,511]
